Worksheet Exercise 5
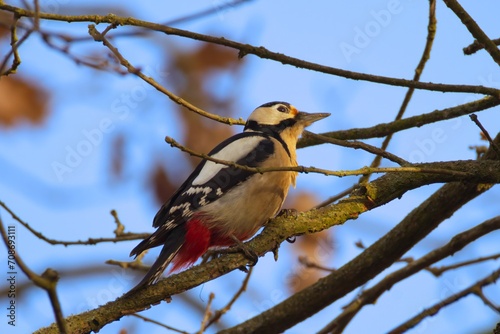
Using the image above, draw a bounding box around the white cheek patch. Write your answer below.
[192,136,265,185]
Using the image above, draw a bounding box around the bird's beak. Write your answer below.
[296,111,330,126]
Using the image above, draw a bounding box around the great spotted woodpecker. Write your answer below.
[128,101,329,292]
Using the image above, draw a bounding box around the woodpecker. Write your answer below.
[128,101,329,293]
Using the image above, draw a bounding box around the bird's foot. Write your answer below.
[202,236,259,272]
[201,249,223,264]
[229,235,259,267]
[277,208,298,218]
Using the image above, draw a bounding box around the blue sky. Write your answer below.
[0,1,499,333]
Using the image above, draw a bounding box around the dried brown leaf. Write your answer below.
[0,76,48,126]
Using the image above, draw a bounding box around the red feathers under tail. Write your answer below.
[125,218,212,295]
[170,218,211,272]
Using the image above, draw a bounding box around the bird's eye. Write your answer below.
[277,105,288,113]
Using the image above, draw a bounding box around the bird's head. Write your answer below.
[244,101,330,140]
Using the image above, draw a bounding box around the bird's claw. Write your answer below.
[277,208,298,218]
[229,234,259,267]
[236,247,258,273]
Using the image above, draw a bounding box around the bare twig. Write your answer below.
[0,215,68,333]
[303,131,409,166]
[474,288,500,314]
[130,314,189,333]
[298,256,335,273]
[319,216,500,334]
[443,0,500,67]
[40,31,116,71]
[427,252,500,276]
[87,24,245,126]
[197,292,215,334]
[65,0,254,42]
[165,135,477,178]
[204,267,253,329]
[469,114,500,156]
[0,200,148,246]
[464,37,500,55]
[314,185,357,209]
[0,15,32,76]
[360,0,437,184]
[387,268,500,333]
[298,96,500,148]
[110,210,125,236]
[105,258,150,272]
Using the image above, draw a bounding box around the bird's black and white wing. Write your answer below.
[130,132,276,257]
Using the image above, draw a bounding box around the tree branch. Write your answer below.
[36,134,500,333]
[319,216,500,334]
[463,37,500,55]
[218,133,500,333]
[443,0,500,67]
[1,4,499,96]
[0,215,68,333]
[302,131,409,166]
[360,0,436,184]
[0,201,148,246]
[387,268,500,333]
[165,135,500,180]
[298,95,500,147]
[0,14,32,76]
[427,252,500,276]
[87,24,245,126]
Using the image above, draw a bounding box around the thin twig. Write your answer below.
[87,24,245,126]
[427,252,500,276]
[33,0,40,30]
[0,200,148,246]
[474,289,500,314]
[469,114,500,156]
[63,0,254,42]
[130,314,189,333]
[165,135,474,178]
[298,96,500,148]
[303,131,409,166]
[443,0,500,67]
[0,15,32,76]
[319,216,500,334]
[298,256,335,273]
[197,292,215,334]
[360,0,437,185]
[110,210,125,236]
[204,267,253,329]
[314,185,357,209]
[105,258,150,272]
[40,30,119,71]
[463,37,500,55]
[387,268,500,333]
[0,214,68,333]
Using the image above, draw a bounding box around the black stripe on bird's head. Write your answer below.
[244,102,330,134]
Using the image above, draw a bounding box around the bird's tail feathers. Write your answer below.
[125,227,186,296]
